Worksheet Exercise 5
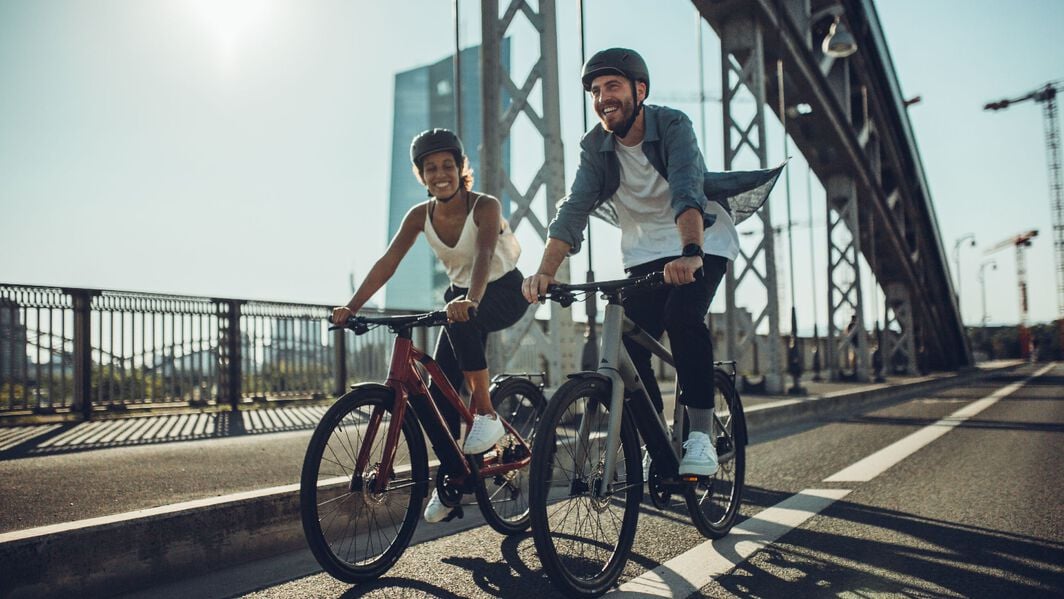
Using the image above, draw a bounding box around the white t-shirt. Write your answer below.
[611,141,740,269]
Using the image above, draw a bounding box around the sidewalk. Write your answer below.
[0,360,1028,599]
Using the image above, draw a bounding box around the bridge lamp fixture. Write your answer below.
[823,16,858,58]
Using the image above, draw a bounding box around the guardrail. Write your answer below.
[0,284,446,418]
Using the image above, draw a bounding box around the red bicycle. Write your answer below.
[300,310,545,583]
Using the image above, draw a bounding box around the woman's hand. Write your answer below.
[331,306,354,325]
[446,297,478,323]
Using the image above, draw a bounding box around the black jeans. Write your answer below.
[430,268,527,437]
[622,255,727,412]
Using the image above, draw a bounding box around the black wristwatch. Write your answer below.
[681,243,704,258]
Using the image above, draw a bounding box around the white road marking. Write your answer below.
[605,364,1053,597]
[824,363,1053,482]
[611,489,851,597]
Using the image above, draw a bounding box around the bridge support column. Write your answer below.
[719,12,785,393]
[884,282,918,375]
[481,0,575,384]
[825,175,870,381]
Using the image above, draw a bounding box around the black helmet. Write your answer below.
[410,128,464,167]
[581,48,650,97]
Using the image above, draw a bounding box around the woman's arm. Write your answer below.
[332,204,424,323]
[445,194,501,323]
[466,195,503,304]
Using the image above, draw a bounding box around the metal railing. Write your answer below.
[0,284,454,419]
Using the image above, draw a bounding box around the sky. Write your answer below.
[1,0,1061,332]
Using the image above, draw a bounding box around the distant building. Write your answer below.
[385,42,511,310]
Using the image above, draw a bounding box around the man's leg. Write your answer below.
[622,258,671,414]
[665,255,727,476]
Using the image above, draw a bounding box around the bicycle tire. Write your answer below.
[474,376,546,535]
[300,386,428,582]
[529,376,642,597]
[685,369,746,539]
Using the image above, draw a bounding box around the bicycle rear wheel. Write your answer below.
[529,376,642,597]
[685,369,746,539]
[300,386,428,582]
[475,376,545,535]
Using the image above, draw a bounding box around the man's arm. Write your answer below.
[662,207,705,285]
[521,237,572,302]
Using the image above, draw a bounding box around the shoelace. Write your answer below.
[683,436,713,458]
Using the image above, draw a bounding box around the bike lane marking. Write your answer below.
[610,363,1054,597]
[612,488,851,597]
[824,362,1053,482]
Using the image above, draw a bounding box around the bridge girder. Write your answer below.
[694,0,972,371]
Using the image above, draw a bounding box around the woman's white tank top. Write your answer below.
[423,194,521,288]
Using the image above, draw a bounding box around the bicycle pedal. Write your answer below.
[442,505,464,522]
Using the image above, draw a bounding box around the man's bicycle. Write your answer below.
[528,272,746,597]
[300,310,545,583]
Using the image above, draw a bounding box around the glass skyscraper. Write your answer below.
[385,42,510,310]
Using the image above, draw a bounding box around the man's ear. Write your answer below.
[636,81,647,103]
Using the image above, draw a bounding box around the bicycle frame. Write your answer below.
[359,326,532,494]
[576,292,736,498]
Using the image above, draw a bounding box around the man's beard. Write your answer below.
[596,96,635,132]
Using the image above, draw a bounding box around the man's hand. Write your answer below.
[522,273,557,303]
[663,256,703,285]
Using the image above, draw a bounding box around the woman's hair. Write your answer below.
[413,150,474,192]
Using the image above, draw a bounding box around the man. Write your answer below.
[521,47,741,476]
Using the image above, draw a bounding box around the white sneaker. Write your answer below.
[679,431,718,476]
[463,413,505,454]
[423,490,455,523]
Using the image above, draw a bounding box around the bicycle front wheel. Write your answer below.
[686,369,746,539]
[529,376,642,597]
[475,376,545,535]
[300,386,428,582]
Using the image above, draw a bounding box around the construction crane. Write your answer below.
[984,81,1064,320]
[985,230,1038,359]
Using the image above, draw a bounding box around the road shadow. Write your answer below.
[714,485,1063,598]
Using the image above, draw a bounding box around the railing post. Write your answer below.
[216,299,243,411]
[69,289,94,421]
[333,328,346,397]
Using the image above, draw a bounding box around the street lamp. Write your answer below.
[953,233,976,319]
[979,260,997,326]
[822,16,857,58]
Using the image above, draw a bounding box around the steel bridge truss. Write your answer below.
[480,0,576,383]
[696,0,970,375]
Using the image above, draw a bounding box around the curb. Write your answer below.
[0,362,1026,598]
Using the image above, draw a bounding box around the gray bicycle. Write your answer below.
[528,271,746,597]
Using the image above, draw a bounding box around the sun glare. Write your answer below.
[188,0,274,67]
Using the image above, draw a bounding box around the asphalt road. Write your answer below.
[119,362,1064,598]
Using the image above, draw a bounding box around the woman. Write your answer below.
[331,128,526,523]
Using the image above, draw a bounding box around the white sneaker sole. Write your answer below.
[463,431,503,455]
[679,463,719,477]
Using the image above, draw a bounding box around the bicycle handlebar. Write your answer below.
[328,307,478,335]
[539,271,666,306]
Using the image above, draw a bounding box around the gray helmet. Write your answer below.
[581,48,650,97]
[410,128,464,167]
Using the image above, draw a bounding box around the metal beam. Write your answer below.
[719,11,785,393]
[481,0,576,384]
